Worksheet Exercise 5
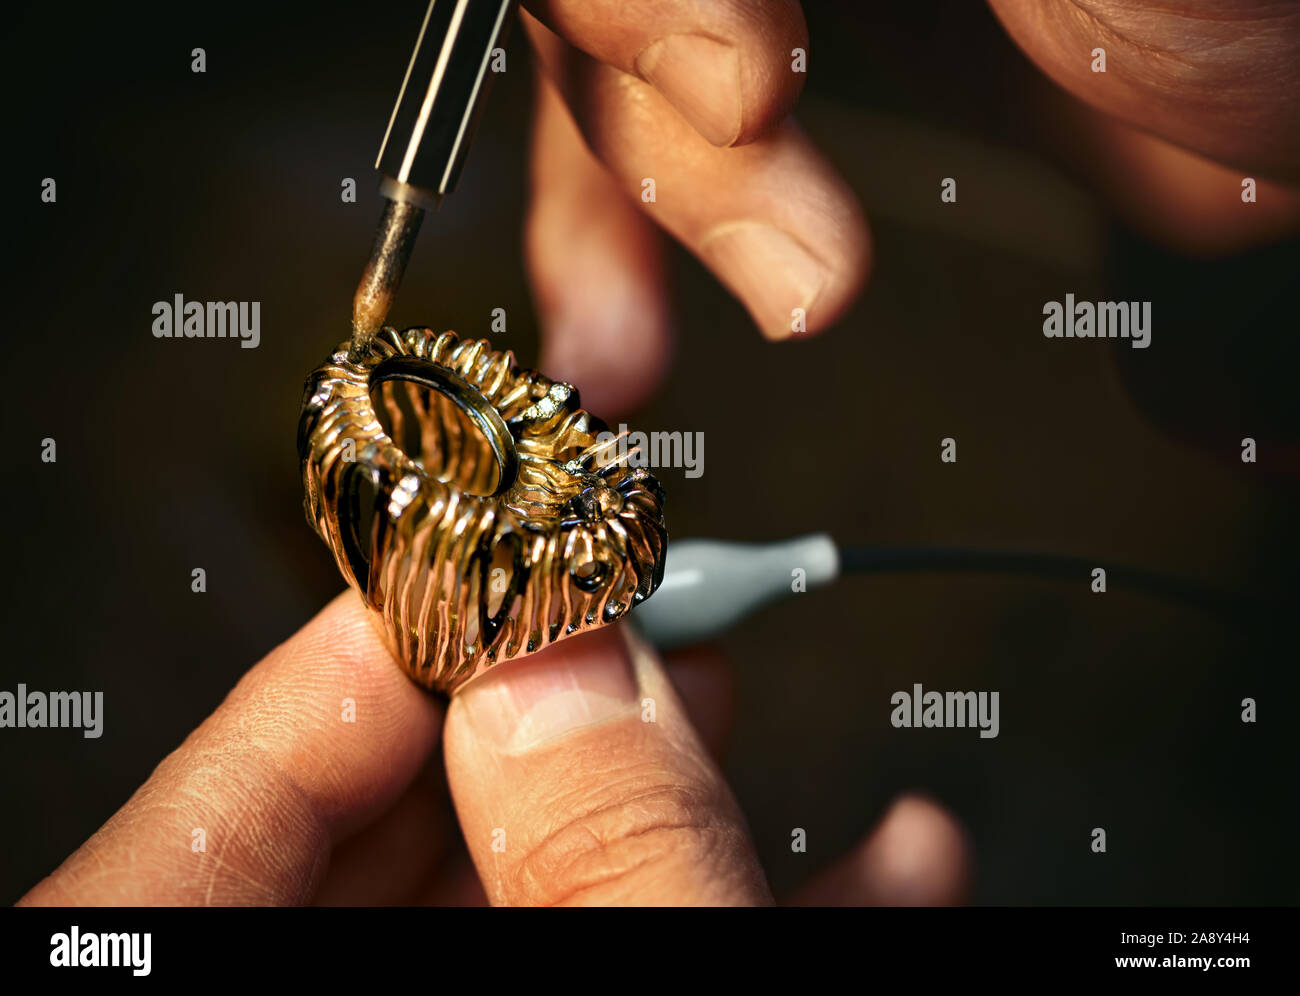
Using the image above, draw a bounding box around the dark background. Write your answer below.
[4,0,1298,904]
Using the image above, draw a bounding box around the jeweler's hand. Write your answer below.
[520,0,872,414]
[523,0,1300,413]
[19,593,969,906]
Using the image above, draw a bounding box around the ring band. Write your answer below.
[298,326,668,694]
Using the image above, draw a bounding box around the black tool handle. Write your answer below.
[376,0,517,203]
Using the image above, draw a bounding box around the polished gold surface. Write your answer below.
[298,326,667,694]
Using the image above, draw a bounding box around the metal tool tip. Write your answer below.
[348,197,425,360]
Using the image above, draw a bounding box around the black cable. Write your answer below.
[838,545,1255,623]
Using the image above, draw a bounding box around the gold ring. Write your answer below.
[297,326,668,694]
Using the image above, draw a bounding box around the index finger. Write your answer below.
[19,593,442,906]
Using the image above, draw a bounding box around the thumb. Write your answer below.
[442,625,771,906]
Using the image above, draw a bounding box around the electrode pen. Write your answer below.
[350,0,518,361]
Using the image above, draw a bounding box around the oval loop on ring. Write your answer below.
[371,354,520,497]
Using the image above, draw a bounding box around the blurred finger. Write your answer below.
[1038,91,1300,256]
[789,794,973,906]
[527,73,673,415]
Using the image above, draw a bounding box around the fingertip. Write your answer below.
[857,794,973,906]
[525,19,871,350]
[801,191,873,338]
[789,793,973,907]
[727,1,811,148]
[698,160,872,342]
[196,590,446,836]
[442,625,770,905]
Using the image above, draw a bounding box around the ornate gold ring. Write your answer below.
[297,327,668,694]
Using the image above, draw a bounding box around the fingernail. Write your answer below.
[457,634,639,753]
[699,221,827,340]
[635,34,742,147]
